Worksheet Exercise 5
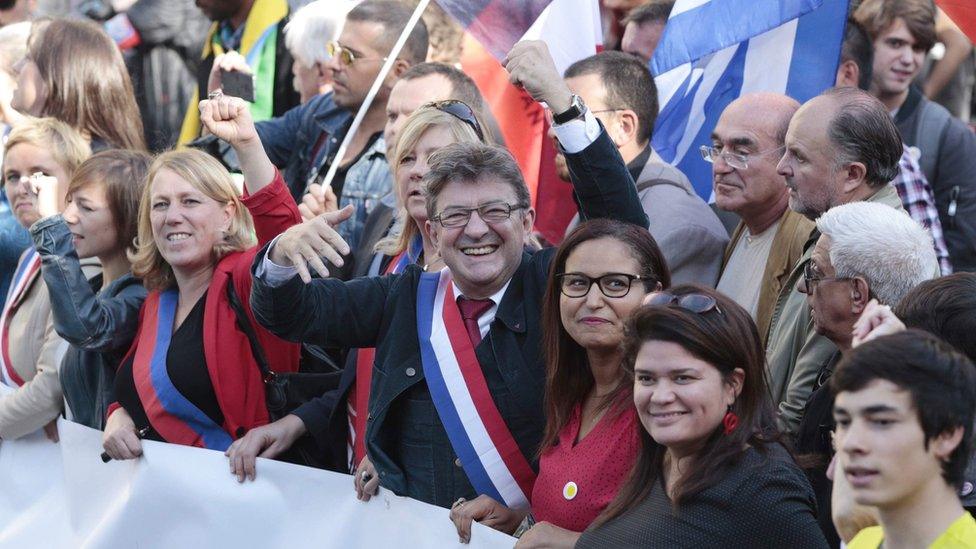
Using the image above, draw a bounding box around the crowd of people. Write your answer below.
[1,0,976,547]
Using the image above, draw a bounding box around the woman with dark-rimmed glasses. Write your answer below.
[576,285,828,547]
[449,218,669,546]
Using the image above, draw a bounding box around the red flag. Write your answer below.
[938,1,976,43]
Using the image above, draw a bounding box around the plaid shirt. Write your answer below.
[893,147,952,274]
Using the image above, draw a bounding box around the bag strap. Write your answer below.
[224,281,275,382]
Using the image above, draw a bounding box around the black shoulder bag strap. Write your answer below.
[225,280,275,383]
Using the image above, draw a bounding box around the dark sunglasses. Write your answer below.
[424,100,486,143]
[644,292,723,315]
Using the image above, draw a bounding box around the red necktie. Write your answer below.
[457,297,494,347]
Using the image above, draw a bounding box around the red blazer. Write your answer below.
[113,171,302,442]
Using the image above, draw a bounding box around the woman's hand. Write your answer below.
[29,173,60,219]
[851,299,906,347]
[199,94,258,149]
[102,407,143,460]
[268,207,355,283]
[353,455,380,501]
[449,495,524,544]
[514,522,581,549]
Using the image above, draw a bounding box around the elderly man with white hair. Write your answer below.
[792,200,940,545]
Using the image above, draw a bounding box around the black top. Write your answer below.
[576,444,829,548]
[114,291,224,441]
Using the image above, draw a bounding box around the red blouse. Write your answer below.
[530,400,640,532]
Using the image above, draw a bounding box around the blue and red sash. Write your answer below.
[348,235,423,469]
[0,249,41,388]
[132,290,232,451]
[416,268,535,509]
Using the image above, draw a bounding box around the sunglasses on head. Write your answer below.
[644,292,723,315]
[423,100,486,143]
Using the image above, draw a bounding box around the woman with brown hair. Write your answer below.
[30,149,151,429]
[449,218,669,546]
[577,285,828,547]
[12,18,146,151]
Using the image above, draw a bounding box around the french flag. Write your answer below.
[652,0,849,198]
[437,0,603,244]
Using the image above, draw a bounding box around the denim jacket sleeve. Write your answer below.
[256,100,310,168]
[30,215,147,353]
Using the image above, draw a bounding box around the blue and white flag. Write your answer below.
[651,0,850,198]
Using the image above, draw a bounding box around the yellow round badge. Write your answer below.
[563,481,578,500]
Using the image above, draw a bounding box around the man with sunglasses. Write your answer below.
[708,92,813,344]
[212,1,429,251]
[558,51,728,287]
[241,41,648,509]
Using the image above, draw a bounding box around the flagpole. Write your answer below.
[315,0,432,196]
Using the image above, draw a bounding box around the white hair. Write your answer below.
[0,22,31,77]
[283,0,356,66]
[816,201,938,306]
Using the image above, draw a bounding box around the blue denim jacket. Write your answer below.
[256,92,393,251]
[31,215,147,428]
[0,193,30,310]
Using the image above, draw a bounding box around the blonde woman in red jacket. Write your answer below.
[102,95,303,459]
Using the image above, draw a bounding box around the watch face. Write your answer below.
[554,95,585,124]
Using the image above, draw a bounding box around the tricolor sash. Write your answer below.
[132,290,232,451]
[0,249,41,387]
[416,268,535,509]
[349,235,423,469]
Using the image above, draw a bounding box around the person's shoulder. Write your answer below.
[846,525,884,549]
[933,512,976,548]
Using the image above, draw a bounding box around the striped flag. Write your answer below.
[440,0,603,244]
[651,0,850,198]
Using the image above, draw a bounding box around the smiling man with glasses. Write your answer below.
[247,40,648,509]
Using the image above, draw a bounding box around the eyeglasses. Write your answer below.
[425,100,486,143]
[432,201,527,228]
[699,144,785,170]
[644,292,723,315]
[326,41,388,66]
[556,273,649,299]
[802,261,849,294]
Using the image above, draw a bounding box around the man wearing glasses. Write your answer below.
[559,51,728,287]
[213,0,429,251]
[241,41,648,510]
[707,92,813,344]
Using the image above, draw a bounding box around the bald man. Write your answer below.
[709,93,814,343]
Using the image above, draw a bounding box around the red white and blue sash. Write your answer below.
[416,268,535,509]
[132,289,232,451]
[348,235,423,469]
[0,249,41,387]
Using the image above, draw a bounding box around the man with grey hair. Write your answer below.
[766,86,910,434]
[802,201,938,351]
[282,0,354,103]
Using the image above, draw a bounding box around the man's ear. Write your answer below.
[388,58,412,82]
[851,277,871,314]
[425,219,438,250]
[614,109,640,149]
[931,425,964,462]
[841,161,869,195]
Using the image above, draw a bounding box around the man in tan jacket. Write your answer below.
[709,92,815,344]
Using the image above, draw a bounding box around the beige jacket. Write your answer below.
[0,254,99,439]
[765,185,904,435]
[723,209,815,345]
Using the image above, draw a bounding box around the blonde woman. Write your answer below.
[101,95,301,459]
[0,117,91,439]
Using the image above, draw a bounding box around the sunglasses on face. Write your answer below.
[326,41,387,66]
[423,100,486,143]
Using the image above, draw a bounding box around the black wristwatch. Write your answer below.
[551,94,587,125]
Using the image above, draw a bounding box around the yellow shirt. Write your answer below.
[848,512,976,548]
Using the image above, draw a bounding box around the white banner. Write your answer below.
[0,417,515,548]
